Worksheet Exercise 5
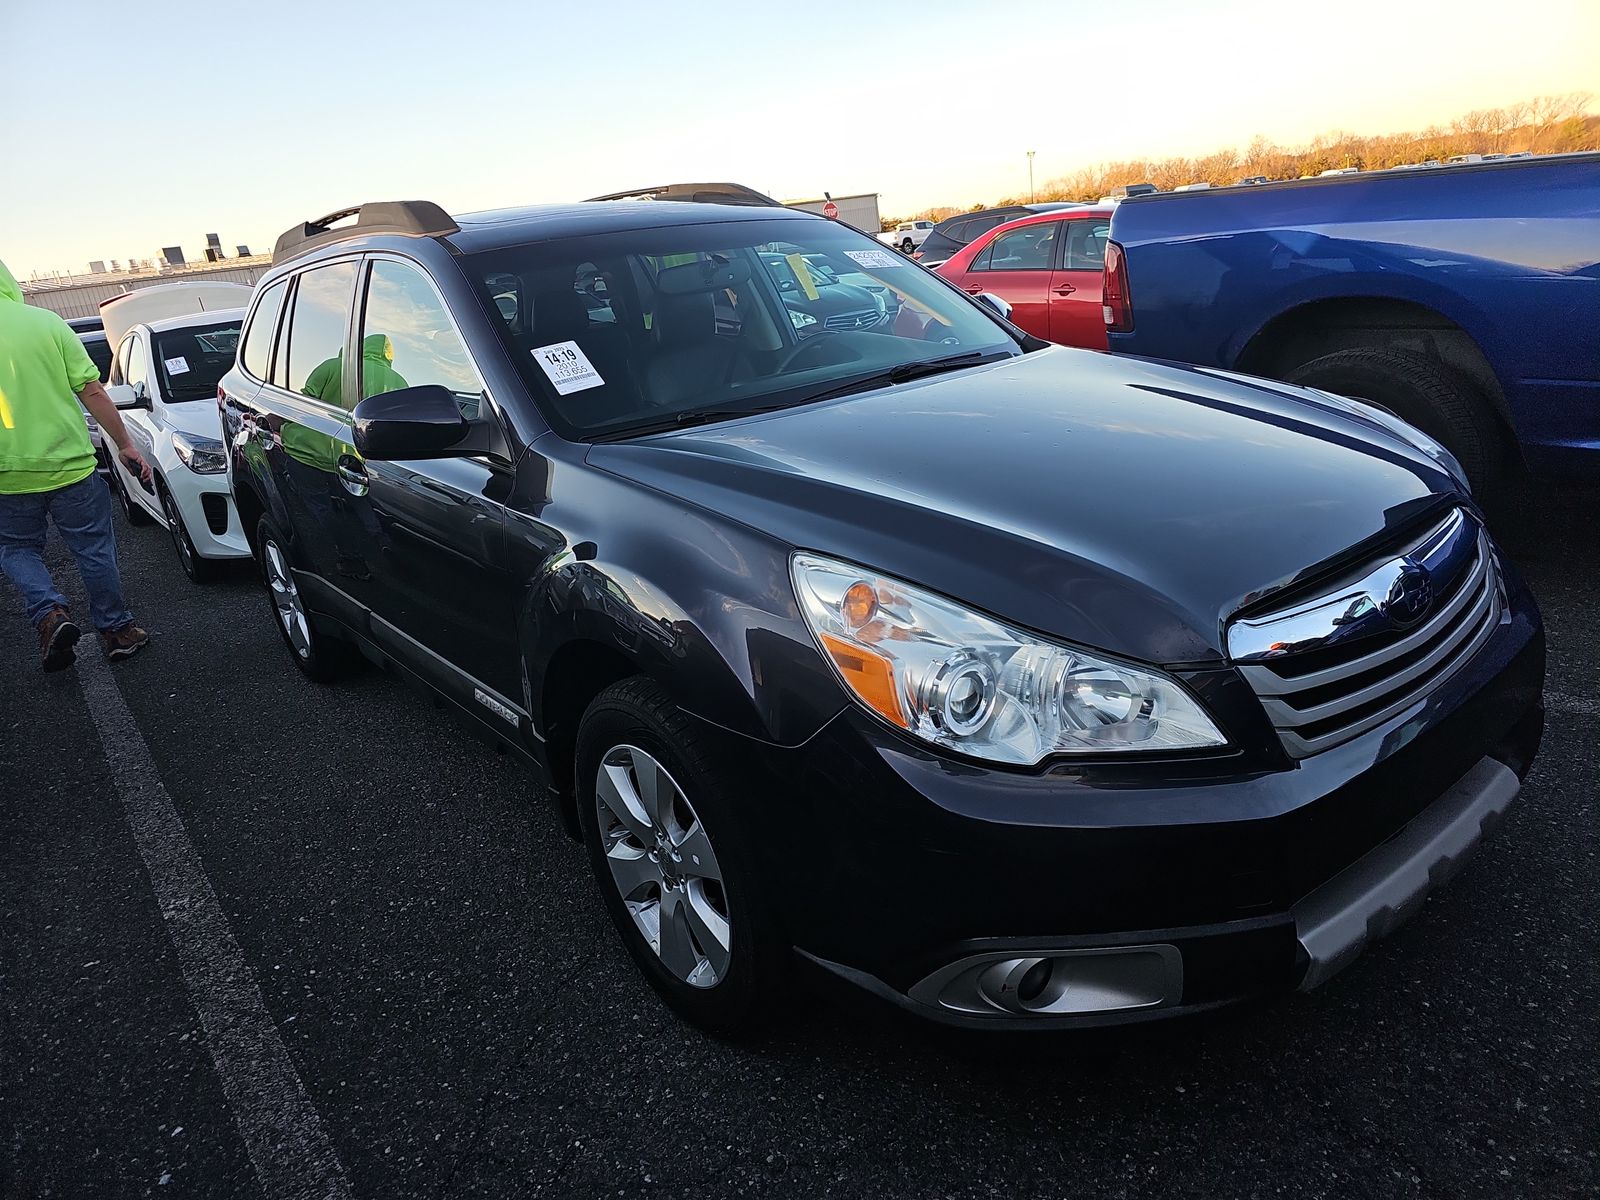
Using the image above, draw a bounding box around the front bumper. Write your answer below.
[718,574,1544,1029]
[172,477,250,560]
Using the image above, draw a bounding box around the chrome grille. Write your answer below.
[824,308,881,331]
[1227,509,1504,758]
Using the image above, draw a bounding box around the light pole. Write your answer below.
[1026,151,1036,203]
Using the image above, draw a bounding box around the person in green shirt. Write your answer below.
[0,258,154,670]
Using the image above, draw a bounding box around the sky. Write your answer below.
[2,0,1595,279]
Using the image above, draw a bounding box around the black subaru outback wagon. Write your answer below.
[220,198,1542,1034]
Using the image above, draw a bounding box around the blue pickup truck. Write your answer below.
[1104,153,1600,493]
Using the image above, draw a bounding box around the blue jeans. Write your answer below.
[0,472,134,632]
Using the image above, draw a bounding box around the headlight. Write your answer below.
[172,430,227,474]
[1307,389,1470,492]
[791,554,1227,764]
[788,308,818,332]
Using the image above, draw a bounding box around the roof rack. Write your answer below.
[272,201,459,264]
[585,182,783,207]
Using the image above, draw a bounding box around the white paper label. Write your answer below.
[843,249,900,270]
[531,341,603,395]
[164,356,190,375]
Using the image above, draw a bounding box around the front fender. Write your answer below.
[506,446,848,749]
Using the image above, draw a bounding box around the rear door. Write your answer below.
[256,259,366,627]
[958,221,1061,340]
[1046,215,1112,349]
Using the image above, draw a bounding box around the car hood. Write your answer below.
[587,348,1461,665]
[160,399,225,441]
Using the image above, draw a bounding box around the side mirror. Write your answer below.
[975,292,1013,322]
[352,384,469,461]
[108,382,142,409]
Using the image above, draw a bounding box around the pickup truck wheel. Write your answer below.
[576,677,786,1037]
[257,518,350,682]
[900,238,915,253]
[1285,348,1505,497]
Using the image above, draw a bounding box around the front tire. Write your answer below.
[1285,348,1506,497]
[257,517,349,682]
[900,238,915,253]
[576,677,785,1036]
[160,483,216,583]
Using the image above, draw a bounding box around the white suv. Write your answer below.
[102,284,253,581]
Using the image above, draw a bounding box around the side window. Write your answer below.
[241,279,288,381]
[986,223,1060,271]
[360,259,485,419]
[285,262,357,407]
[1063,220,1112,270]
[109,336,128,385]
[970,239,996,271]
[124,334,149,393]
[84,338,113,383]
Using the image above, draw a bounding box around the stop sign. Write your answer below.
[822,200,839,220]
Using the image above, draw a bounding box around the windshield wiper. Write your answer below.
[591,403,794,441]
[592,351,1012,442]
[786,350,1010,407]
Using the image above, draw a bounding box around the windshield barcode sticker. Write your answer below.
[164,356,190,375]
[844,249,900,270]
[532,341,603,395]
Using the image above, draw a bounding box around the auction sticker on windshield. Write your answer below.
[533,341,603,395]
[844,249,901,270]
[165,356,190,375]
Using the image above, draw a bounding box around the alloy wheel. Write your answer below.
[594,744,731,989]
[263,539,311,660]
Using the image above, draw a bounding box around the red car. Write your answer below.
[935,208,1112,349]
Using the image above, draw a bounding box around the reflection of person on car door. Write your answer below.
[299,334,408,408]
[294,334,408,580]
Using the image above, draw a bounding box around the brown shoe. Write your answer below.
[38,606,81,673]
[101,622,150,662]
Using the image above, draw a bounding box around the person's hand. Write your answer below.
[118,444,153,485]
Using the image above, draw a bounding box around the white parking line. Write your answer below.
[76,644,353,1200]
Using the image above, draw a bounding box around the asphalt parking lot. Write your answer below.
[2,478,1595,1200]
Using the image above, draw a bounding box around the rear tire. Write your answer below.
[576,677,787,1036]
[1285,348,1506,498]
[256,517,350,682]
[901,238,915,253]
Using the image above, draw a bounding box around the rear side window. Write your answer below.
[1063,220,1111,270]
[82,336,113,383]
[284,262,357,407]
[241,279,288,381]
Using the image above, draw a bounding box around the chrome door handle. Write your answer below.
[336,457,369,496]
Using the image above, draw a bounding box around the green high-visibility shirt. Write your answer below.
[0,259,100,494]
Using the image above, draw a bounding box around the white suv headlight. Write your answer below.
[791,553,1226,765]
[172,430,227,474]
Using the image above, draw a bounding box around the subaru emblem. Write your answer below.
[1385,561,1434,628]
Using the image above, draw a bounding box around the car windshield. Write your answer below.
[466,217,1024,439]
[154,322,242,402]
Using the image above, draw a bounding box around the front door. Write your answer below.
[1046,217,1112,350]
[959,221,1061,340]
[341,256,522,709]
